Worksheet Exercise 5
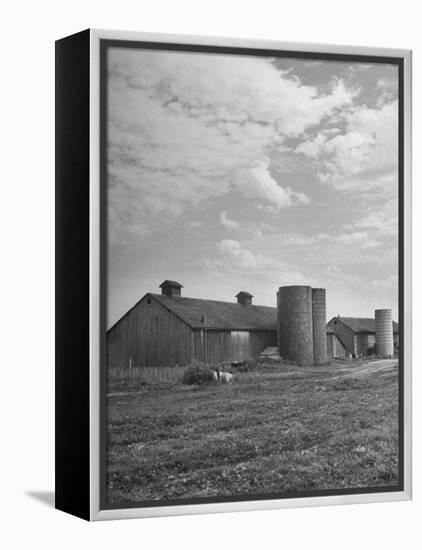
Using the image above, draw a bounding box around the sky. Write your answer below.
[106,47,399,328]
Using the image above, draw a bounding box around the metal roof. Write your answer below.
[150,293,277,330]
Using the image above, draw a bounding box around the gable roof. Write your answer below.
[150,293,277,330]
[331,317,399,333]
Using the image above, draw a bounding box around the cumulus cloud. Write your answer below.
[108,48,354,240]
[295,132,327,158]
[296,98,398,198]
[353,209,398,237]
[234,160,310,210]
[280,232,330,246]
[212,239,308,295]
[220,211,239,229]
[216,239,267,269]
[334,231,381,249]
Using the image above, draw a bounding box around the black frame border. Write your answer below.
[55,29,91,521]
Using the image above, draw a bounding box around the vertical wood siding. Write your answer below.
[107,296,193,368]
[326,319,355,355]
[354,334,373,355]
[327,333,346,359]
[193,329,277,366]
[107,296,278,369]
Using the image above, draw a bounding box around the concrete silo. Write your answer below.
[312,288,327,365]
[278,285,314,366]
[375,309,394,358]
[276,290,280,351]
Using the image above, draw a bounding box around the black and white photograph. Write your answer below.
[3,0,420,544]
[103,42,404,507]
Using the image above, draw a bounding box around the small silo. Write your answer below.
[312,288,327,365]
[375,309,394,358]
[278,285,314,366]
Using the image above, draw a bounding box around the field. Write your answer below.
[106,358,399,504]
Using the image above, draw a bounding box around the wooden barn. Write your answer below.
[107,281,278,369]
[326,328,347,360]
[326,316,399,356]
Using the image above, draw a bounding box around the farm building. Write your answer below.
[107,280,367,369]
[107,281,278,368]
[326,328,347,359]
[326,316,399,356]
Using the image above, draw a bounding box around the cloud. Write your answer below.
[108,49,355,240]
[295,99,398,198]
[211,239,308,299]
[234,160,310,210]
[185,220,203,229]
[353,209,398,237]
[295,132,327,158]
[216,239,268,269]
[334,231,381,249]
[280,232,330,246]
[220,211,239,229]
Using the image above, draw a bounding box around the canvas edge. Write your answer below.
[402,49,412,500]
[88,28,412,521]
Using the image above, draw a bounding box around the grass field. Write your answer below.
[106,358,399,504]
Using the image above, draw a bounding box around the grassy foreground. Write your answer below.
[106,359,399,504]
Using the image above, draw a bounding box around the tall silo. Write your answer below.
[276,290,280,351]
[375,309,394,358]
[278,285,314,366]
[312,288,327,365]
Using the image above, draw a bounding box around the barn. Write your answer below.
[107,280,278,369]
[326,328,347,359]
[326,316,399,356]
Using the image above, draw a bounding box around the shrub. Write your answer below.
[366,345,377,356]
[182,362,215,385]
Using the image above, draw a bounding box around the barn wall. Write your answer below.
[327,333,346,359]
[354,334,375,355]
[327,333,334,359]
[193,329,277,366]
[249,331,277,358]
[107,296,193,368]
[193,330,231,365]
[327,319,354,355]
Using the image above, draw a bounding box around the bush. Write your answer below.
[182,362,215,385]
[366,345,377,356]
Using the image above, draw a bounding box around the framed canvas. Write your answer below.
[55,29,412,521]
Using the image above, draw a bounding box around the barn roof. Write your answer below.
[150,293,277,330]
[333,317,399,333]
